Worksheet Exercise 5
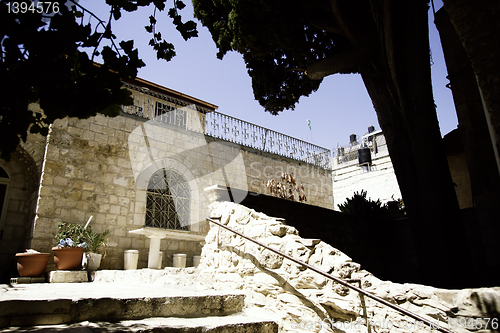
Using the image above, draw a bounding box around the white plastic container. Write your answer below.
[124,250,139,270]
[157,251,163,269]
[173,253,187,268]
[193,255,201,267]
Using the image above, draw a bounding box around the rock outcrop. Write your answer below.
[198,201,500,333]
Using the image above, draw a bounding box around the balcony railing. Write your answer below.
[122,81,332,170]
[205,112,331,169]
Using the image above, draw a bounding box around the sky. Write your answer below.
[80,0,456,152]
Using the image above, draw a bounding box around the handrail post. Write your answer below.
[206,217,455,333]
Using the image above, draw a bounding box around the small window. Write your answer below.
[155,102,187,128]
[145,168,190,230]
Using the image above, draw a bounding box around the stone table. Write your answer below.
[129,227,206,268]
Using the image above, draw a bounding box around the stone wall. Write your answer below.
[25,109,331,270]
[207,185,418,284]
[199,201,500,333]
[0,145,41,283]
[241,147,333,209]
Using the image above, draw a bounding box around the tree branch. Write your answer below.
[306,7,344,35]
[305,32,377,80]
[330,0,360,43]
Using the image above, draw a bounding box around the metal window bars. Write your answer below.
[145,169,190,231]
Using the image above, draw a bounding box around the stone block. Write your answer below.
[89,123,103,133]
[48,271,88,283]
[10,276,44,285]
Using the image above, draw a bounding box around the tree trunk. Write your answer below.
[360,0,473,287]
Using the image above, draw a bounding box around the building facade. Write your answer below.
[332,129,402,209]
[0,77,333,279]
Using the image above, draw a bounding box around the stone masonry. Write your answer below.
[199,201,500,333]
[20,90,332,271]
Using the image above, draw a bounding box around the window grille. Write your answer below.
[145,168,190,230]
[155,102,187,129]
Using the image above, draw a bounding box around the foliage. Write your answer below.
[84,226,111,253]
[193,1,465,240]
[265,173,307,202]
[0,0,197,160]
[55,221,110,252]
[55,221,86,247]
[384,195,405,212]
[338,190,387,218]
[193,0,364,114]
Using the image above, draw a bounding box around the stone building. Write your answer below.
[0,76,333,279]
[332,129,402,209]
[332,126,478,211]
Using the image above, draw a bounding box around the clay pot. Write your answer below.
[16,252,50,277]
[52,247,84,270]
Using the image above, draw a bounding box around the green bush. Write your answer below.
[85,226,111,253]
[55,222,86,246]
[338,190,387,218]
[55,221,110,252]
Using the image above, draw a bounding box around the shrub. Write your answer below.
[338,190,387,218]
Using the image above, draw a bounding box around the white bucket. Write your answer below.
[173,254,187,268]
[193,255,201,267]
[157,251,163,269]
[124,250,139,270]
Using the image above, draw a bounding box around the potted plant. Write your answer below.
[82,224,111,271]
[15,249,50,277]
[53,222,87,270]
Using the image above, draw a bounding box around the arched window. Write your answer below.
[0,166,10,232]
[145,168,190,230]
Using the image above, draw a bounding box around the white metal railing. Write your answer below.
[121,82,332,170]
[205,111,331,169]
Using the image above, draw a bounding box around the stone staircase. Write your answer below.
[0,269,278,332]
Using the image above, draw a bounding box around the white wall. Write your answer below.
[332,133,401,210]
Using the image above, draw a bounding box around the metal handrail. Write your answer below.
[206,216,455,333]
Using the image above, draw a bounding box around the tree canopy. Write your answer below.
[0,0,196,159]
[193,0,376,113]
[194,0,472,287]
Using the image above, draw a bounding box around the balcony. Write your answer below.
[121,81,331,170]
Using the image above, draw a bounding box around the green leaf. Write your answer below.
[176,0,186,10]
[119,40,134,53]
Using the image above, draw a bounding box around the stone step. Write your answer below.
[0,283,246,328]
[1,315,279,332]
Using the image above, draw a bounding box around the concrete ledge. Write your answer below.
[10,277,46,284]
[0,315,279,332]
[0,282,247,328]
[48,271,88,283]
[129,227,206,242]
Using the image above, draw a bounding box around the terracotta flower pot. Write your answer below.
[16,252,50,277]
[52,247,84,270]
